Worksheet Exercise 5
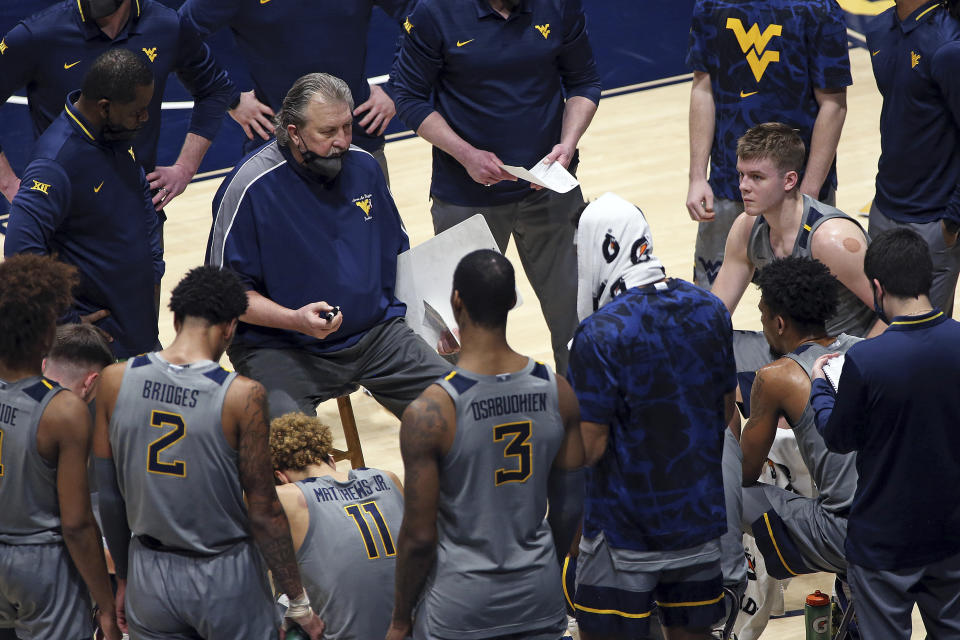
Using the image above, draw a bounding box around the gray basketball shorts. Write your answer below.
[574,536,725,636]
[0,542,92,640]
[126,537,279,640]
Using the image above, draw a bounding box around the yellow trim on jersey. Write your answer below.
[763,512,798,576]
[656,592,725,608]
[76,0,85,21]
[573,603,653,619]
[891,311,944,325]
[135,0,141,17]
[41,379,53,390]
[802,224,812,232]
[65,105,95,141]
[916,3,943,21]
[562,556,574,612]
[444,371,457,381]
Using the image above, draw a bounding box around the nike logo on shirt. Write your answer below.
[456,39,474,47]
[64,60,81,69]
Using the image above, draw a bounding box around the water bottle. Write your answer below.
[805,590,832,640]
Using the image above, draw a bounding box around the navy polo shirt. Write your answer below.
[391,0,601,207]
[4,93,163,359]
[207,142,407,354]
[811,310,960,570]
[0,0,235,172]
[867,1,960,224]
[179,0,415,154]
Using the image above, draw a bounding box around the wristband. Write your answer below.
[285,591,312,620]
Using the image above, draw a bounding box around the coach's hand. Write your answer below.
[458,148,515,187]
[229,91,276,141]
[385,619,412,640]
[529,143,576,191]
[148,163,192,210]
[80,308,114,343]
[686,177,715,222]
[285,611,325,640]
[0,176,19,203]
[811,352,840,381]
[295,302,343,340]
[355,84,396,137]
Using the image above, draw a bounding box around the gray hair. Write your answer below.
[275,73,354,147]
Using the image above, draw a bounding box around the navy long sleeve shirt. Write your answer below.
[810,310,960,570]
[4,93,163,359]
[206,142,407,354]
[0,0,235,172]
[391,0,601,207]
[867,1,960,224]
[179,0,415,154]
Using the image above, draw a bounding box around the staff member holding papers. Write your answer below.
[391,0,601,374]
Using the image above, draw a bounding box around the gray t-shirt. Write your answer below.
[109,353,248,554]
[748,195,876,337]
[0,376,63,544]
[295,469,402,640]
[418,359,566,639]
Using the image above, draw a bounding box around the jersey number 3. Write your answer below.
[147,410,187,477]
[494,421,532,485]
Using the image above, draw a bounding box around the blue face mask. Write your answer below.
[873,286,889,325]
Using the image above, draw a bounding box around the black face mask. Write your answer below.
[296,138,344,183]
[82,0,124,20]
[101,106,141,143]
[873,286,890,325]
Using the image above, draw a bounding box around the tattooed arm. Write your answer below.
[226,377,324,639]
[740,365,787,486]
[386,385,453,640]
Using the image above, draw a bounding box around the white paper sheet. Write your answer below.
[500,159,580,193]
[395,214,522,350]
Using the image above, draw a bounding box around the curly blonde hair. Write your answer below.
[269,412,334,472]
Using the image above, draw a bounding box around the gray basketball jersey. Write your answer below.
[0,376,63,544]
[748,195,876,337]
[784,335,861,513]
[418,359,567,639]
[295,469,403,640]
[109,353,249,554]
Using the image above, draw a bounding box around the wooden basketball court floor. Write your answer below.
[5,47,933,637]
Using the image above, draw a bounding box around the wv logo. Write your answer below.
[725,18,782,82]
[31,180,51,195]
[354,198,373,220]
[911,51,921,68]
[142,47,158,62]
[534,24,551,39]
[403,17,413,34]
[0,38,7,55]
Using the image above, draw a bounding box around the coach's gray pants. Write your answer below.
[228,318,450,419]
[432,187,582,375]
[848,549,960,639]
[869,203,960,316]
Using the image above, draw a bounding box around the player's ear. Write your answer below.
[776,314,786,336]
[783,170,799,192]
[274,470,289,485]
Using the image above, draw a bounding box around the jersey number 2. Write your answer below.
[494,421,532,485]
[147,410,186,477]
[344,502,396,559]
